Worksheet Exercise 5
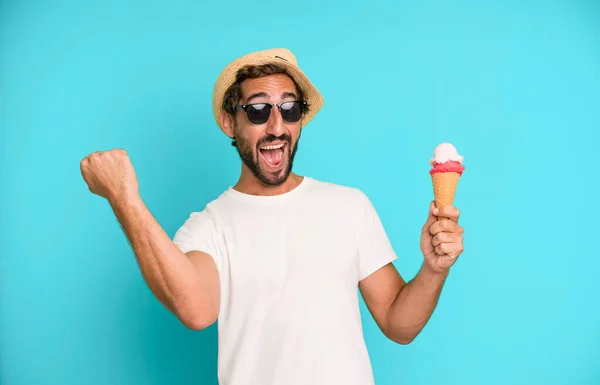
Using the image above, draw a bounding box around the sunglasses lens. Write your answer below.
[247,104,271,124]
[280,101,303,123]
[243,101,304,124]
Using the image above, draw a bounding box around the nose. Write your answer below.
[264,105,285,137]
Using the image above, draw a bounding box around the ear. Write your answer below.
[221,111,235,138]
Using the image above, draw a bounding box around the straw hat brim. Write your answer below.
[212,48,324,135]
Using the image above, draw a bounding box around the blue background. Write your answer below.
[1,0,599,384]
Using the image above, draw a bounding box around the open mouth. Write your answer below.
[259,142,287,169]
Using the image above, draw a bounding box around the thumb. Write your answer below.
[423,201,438,229]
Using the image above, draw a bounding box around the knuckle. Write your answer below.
[428,224,437,235]
[115,149,128,159]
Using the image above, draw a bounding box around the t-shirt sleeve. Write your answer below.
[172,209,224,273]
[355,189,398,281]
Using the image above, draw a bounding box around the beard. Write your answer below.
[233,129,300,187]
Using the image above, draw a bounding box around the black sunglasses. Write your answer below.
[235,100,307,125]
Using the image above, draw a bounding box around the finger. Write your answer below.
[435,242,464,256]
[422,201,437,231]
[436,205,460,222]
[447,248,463,259]
[429,219,462,235]
[447,243,464,259]
[432,232,463,247]
[427,201,436,221]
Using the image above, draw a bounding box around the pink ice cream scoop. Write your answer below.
[429,143,465,176]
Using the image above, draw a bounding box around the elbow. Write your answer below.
[394,335,416,345]
[383,315,424,345]
[175,303,218,331]
[384,328,418,345]
[182,317,215,331]
[179,311,217,330]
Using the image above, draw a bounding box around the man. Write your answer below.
[80,48,464,385]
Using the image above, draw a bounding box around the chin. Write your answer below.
[236,137,298,187]
[257,163,291,186]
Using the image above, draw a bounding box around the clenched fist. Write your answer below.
[80,149,139,203]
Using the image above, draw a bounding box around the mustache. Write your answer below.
[256,134,292,148]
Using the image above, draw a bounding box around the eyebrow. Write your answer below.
[245,91,298,104]
[245,92,268,104]
[281,91,298,100]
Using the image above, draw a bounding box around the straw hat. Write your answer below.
[212,48,324,135]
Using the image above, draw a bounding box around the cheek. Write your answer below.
[291,126,303,143]
[283,122,300,137]
[238,131,263,153]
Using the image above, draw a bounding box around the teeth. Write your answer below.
[260,143,284,150]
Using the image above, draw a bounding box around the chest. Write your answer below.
[221,204,360,295]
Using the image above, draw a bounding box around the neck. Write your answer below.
[233,166,303,196]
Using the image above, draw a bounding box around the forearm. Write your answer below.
[385,263,448,344]
[110,194,215,328]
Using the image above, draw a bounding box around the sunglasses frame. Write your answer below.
[235,100,307,125]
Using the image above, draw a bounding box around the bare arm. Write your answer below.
[110,195,220,330]
[360,263,446,344]
[80,149,219,330]
[359,203,464,344]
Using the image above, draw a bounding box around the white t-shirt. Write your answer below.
[173,177,398,385]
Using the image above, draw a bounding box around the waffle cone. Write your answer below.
[431,172,461,208]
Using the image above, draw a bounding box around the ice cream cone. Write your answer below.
[429,143,464,216]
[431,171,460,208]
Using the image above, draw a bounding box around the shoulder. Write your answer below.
[179,190,232,229]
[308,177,369,198]
[306,177,373,208]
[173,191,232,250]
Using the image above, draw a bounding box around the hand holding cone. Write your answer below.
[419,142,465,273]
